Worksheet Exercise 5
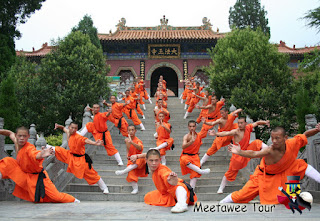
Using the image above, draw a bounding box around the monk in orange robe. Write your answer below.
[87,104,124,165]
[151,112,174,165]
[121,90,146,131]
[184,82,194,110]
[102,95,129,137]
[159,75,167,90]
[196,95,225,138]
[220,124,320,204]
[184,82,204,119]
[206,117,270,193]
[0,127,77,203]
[180,120,211,189]
[54,122,109,194]
[130,87,145,119]
[115,125,148,194]
[139,79,152,104]
[154,100,170,123]
[155,93,167,108]
[133,149,197,213]
[200,107,242,166]
[180,79,190,103]
[195,90,210,123]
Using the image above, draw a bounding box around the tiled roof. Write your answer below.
[98,29,224,41]
[16,43,55,57]
[277,41,319,55]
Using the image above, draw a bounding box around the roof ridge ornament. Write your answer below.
[202,17,212,30]
[116,18,127,30]
[159,15,169,30]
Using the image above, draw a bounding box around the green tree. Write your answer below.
[303,5,320,33]
[207,28,294,140]
[38,31,110,133]
[0,0,46,79]
[72,15,102,49]
[0,74,21,140]
[229,0,270,37]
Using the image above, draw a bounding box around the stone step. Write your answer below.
[66,183,243,194]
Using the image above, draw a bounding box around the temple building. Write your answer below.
[17,16,320,97]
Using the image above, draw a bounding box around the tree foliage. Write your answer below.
[72,14,102,49]
[207,28,294,140]
[303,5,320,33]
[229,0,270,37]
[0,74,21,136]
[11,32,110,135]
[0,0,46,79]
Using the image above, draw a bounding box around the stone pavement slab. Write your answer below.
[0,201,319,221]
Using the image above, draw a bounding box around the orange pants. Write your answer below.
[180,154,201,179]
[0,157,75,203]
[126,159,148,183]
[92,131,119,156]
[206,136,233,156]
[182,90,188,100]
[185,94,192,105]
[157,138,174,156]
[55,146,100,185]
[225,140,262,181]
[187,98,200,113]
[135,103,144,116]
[196,109,208,123]
[199,123,215,138]
[231,159,308,204]
[123,108,142,125]
[109,115,129,137]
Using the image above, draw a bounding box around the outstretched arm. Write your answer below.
[304,123,320,138]
[252,120,270,128]
[228,143,271,158]
[201,117,220,126]
[232,109,242,117]
[55,123,69,134]
[208,128,238,137]
[0,129,16,142]
[85,138,103,146]
[36,146,54,159]
[196,103,212,110]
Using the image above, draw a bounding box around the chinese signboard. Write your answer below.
[148,44,180,59]
[140,60,145,79]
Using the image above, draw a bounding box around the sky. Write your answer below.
[15,0,320,51]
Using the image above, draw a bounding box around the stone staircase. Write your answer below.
[65,97,248,201]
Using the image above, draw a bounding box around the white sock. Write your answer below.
[142,104,146,110]
[115,164,138,175]
[139,123,145,131]
[305,164,320,183]
[142,115,145,119]
[74,198,81,203]
[161,156,166,165]
[181,99,183,104]
[154,132,158,138]
[0,171,2,180]
[218,176,228,193]
[184,112,189,119]
[184,104,188,110]
[187,163,210,175]
[200,153,210,166]
[148,98,152,104]
[114,152,123,165]
[77,126,88,136]
[131,182,139,194]
[220,193,234,203]
[179,94,183,99]
[175,186,188,206]
[190,178,197,189]
[155,142,168,150]
[97,178,108,191]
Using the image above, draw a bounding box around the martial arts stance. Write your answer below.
[0,127,77,203]
[132,149,197,213]
[200,107,242,166]
[86,104,124,165]
[180,120,211,189]
[151,112,174,165]
[54,122,110,194]
[207,117,270,193]
[220,124,320,204]
[115,125,148,194]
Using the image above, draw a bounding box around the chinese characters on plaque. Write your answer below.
[183,60,188,80]
[148,44,180,59]
[140,60,145,79]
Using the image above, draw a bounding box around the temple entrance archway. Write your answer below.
[150,67,178,97]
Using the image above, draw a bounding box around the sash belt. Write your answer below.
[33,169,46,202]
[183,180,195,203]
[73,153,93,170]
[258,166,275,176]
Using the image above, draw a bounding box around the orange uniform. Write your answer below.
[123,95,142,125]
[156,122,174,156]
[225,124,263,181]
[126,136,148,183]
[0,143,75,203]
[187,88,204,113]
[108,102,129,137]
[231,134,308,204]
[130,91,144,116]
[55,133,100,185]
[180,130,206,179]
[87,112,118,156]
[154,108,170,123]
[144,164,197,207]
[206,113,238,156]
[199,100,225,137]
[182,86,189,100]
[156,99,167,108]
